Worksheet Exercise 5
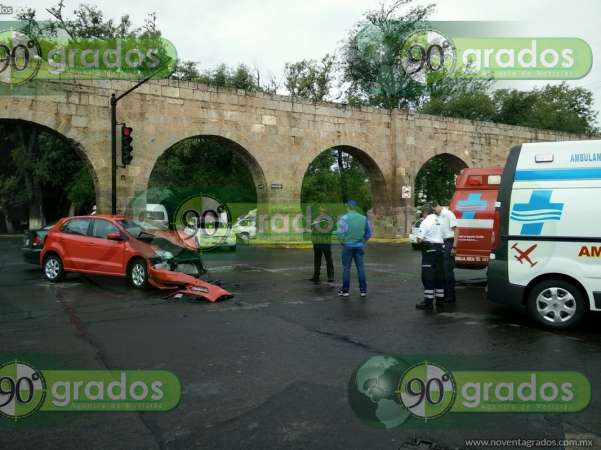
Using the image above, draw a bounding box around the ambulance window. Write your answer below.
[487,175,501,185]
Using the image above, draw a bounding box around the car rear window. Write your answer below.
[61,219,90,236]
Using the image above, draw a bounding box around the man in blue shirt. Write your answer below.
[336,200,372,297]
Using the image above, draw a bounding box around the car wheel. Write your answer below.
[43,254,64,282]
[128,259,148,289]
[526,279,586,329]
[228,245,236,252]
[239,232,250,242]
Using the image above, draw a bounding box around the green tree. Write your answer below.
[414,157,456,206]
[421,82,599,135]
[148,137,258,222]
[171,60,201,81]
[18,1,159,39]
[493,83,598,135]
[171,61,276,93]
[340,0,433,109]
[301,149,372,214]
[420,77,496,121]
[284,54,336,102]
[0,123,95,230]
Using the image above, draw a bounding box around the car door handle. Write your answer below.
[87,242,96,245]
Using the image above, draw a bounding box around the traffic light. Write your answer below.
[121,125,133,166]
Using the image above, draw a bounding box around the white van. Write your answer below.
[488,140,601,329]
[145,204,169,229]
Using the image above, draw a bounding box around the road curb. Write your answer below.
[245,237,410,249]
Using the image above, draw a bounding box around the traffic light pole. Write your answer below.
[110,94,117,214]
[109,70,162,215]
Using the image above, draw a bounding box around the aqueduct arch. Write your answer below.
[299,144,392,236]
[0,117,101,212]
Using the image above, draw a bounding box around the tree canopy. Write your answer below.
[148,137,258,222]
[414,156,460,207]
[421,82,599,136]
[284,55,336,103]
[301,149,372,214]
[339,0,434,109]
[0,123,95,231]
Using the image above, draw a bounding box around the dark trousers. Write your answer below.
[421,243,444,304]
[313,243,334,281]
[443,238,456,301]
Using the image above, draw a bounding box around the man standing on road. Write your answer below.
[434,200,458,304]
[309,205,334,283]
[415,203,445,310]
[336,200,372,297]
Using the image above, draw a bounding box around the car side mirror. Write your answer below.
[106,232,124,241]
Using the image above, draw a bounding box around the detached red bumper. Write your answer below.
[148,267,233,302]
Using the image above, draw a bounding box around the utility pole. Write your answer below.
[110,70,163,214]
[110,94,117,214]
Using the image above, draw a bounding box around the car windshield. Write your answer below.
[117,219,152,238]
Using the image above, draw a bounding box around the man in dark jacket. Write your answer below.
[309,205,334,283]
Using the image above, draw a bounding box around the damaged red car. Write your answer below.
[40,215,232,302]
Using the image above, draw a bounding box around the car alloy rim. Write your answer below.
[536,287,577,324]
[132,263,145,286]
[45,258,60,279]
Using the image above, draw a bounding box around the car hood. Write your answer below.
[134,231,201,262]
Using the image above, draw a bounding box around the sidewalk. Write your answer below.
[246,237,409,249]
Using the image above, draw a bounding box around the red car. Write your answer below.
[40,215,232,302]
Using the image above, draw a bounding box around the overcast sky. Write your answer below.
[9,0,601,120]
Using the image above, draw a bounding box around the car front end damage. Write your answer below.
[145,240,233,302]
[148,265,233,302]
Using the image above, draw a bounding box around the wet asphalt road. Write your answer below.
[1,237,600,450]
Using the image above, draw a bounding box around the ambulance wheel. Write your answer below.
[526,279,586,329]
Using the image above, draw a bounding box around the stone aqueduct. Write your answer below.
[0,79,579,237]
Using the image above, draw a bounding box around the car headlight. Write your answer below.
[152,262,171,270]
[154,250,174,260]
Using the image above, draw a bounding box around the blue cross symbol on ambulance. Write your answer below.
[510,190,564,236]
[456,193,487,219]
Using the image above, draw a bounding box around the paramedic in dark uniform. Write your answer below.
[415,203,445,310]
[434,200,458,303]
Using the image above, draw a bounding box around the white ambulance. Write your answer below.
[488,140,601,329]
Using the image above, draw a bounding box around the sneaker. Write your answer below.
[415,302,434,310]
[308,278,319,283]
[327,279,334,283]
[360,292,367,297]
[338,290,350,297]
